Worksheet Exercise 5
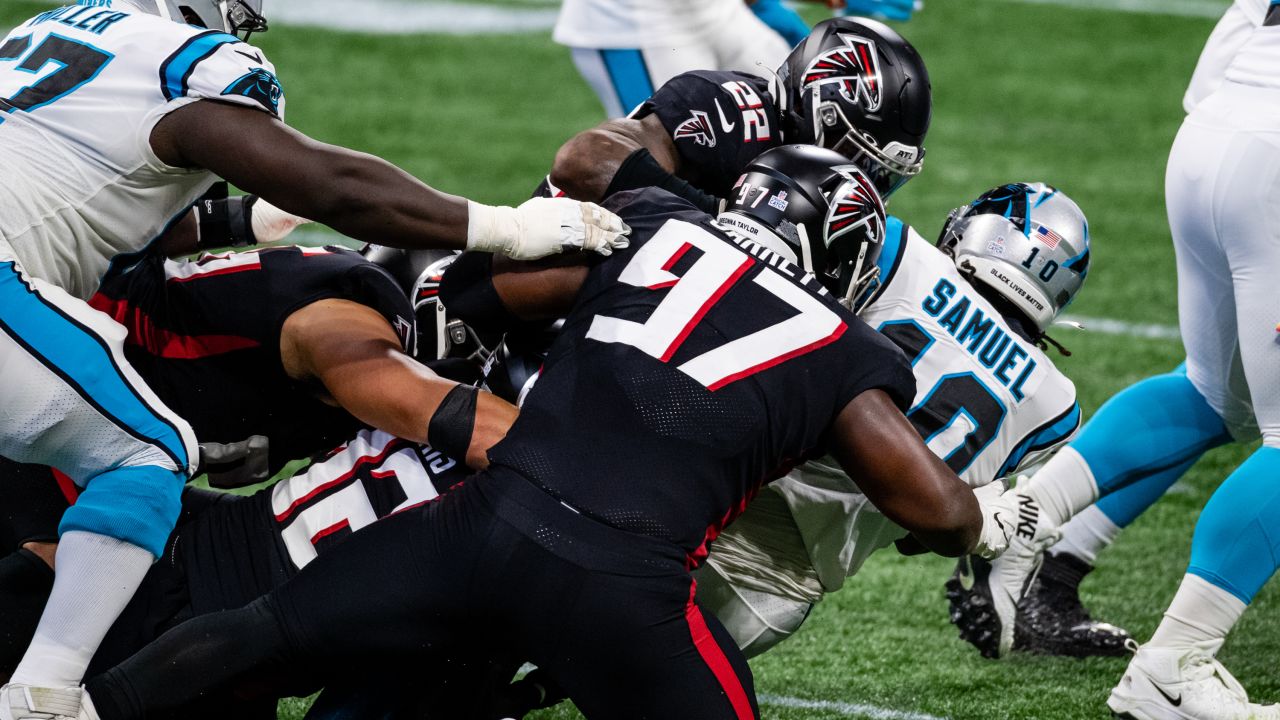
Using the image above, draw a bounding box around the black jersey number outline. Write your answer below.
[586,220,846,391]
[0,34,114,122]
[879,320,1007,474]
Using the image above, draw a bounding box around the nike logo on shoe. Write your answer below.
[714,98,736,133]
[1151,681,1182,707]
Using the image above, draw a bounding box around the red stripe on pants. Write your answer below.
[685,579,755,720]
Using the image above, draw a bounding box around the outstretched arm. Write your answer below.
[280,299,516,469]
[828,389,983,557]
[151,101,626,260]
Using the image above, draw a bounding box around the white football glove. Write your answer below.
[972,482,1021,560]
[465,198,630,260]
[250,198,312,243]
[972,482,1063,560]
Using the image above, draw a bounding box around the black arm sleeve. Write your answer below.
[605,148,721,215]
[438,252,522,336]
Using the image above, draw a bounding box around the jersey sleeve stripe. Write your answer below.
[998,401,1082,477]
[865,215,908,306]
[158,30,241,101]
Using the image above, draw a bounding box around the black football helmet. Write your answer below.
[717,145,887,312]
[361,245,492,365]
[777,17,931,198]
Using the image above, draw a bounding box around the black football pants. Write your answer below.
[87,472,759,720]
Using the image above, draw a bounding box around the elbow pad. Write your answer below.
[606,148,721,215]
[438,252,522,335]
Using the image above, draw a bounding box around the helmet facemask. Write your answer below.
[807,86,923,199]
[819,171,886,312]
[176,0,267,39]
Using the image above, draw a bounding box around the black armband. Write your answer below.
[428,384,479,458]
[438,252,523,335]
[196,195,259,249]
[606,148,721,215]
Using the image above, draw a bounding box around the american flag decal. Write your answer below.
[1034,224,1063,249]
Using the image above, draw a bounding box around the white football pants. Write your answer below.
[1167,81,1280,447]
[569,6,789,118]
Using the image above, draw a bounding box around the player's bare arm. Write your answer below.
[150,101,628,260]
[549,115,680,202]
[828,390,983,557]
[280,298,516,469]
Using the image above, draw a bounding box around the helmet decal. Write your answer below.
[672,110,717,148]
[802,35,883,113]
[824,166,885,248]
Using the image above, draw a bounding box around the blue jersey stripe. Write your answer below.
[159,30,240,101]
[0,262,189,469]
[600,49,655,116]
[999,401,1081,477]
[863,215,908,306]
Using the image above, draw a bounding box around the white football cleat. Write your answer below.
[946,489,1060,658]
[1108,641,1280,719]
[0,684,86,720]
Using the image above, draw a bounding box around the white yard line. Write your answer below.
[268,0,557,35]
[1059,314,1181,341]
[760,693,950,720]
[996,0,1229,18]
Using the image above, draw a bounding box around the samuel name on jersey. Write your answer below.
[0,1,283,299]
[706,217,1082,612]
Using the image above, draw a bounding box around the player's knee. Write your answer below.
[59,465,185,558]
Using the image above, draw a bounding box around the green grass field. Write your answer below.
[3,1,1270,718]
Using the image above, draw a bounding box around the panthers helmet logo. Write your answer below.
[802,35,882,113]
[221,68,283,115]
[673,110,717,148]
[824,166,886,248]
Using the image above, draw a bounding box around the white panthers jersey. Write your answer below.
[554,0,745,49]
[706,219,1081,601]
[0,2,284,299]
[1184,0,1280,112]
[1222,0,1280,91]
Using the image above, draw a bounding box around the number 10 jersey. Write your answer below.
[709,219,1081,599]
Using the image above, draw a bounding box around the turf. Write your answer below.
[3,1,1270,718]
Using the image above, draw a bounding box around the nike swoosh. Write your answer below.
[714,98,736,133]
[1152,683,1182,707]
[236,49,264,63]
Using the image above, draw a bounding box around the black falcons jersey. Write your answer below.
[90,246,415,480]
[635,70,786,198]
[178,429,468,614]
[484,188,915,566]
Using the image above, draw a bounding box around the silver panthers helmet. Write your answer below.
[937,183,1090,333]
[122,0,267,39]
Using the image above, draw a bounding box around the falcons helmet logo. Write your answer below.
[673,110,717,148]
[824,166,886,248]
[802,35,883,113]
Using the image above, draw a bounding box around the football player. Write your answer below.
[0,243,503,679]
[543,17,931,212]
[696,181,1089,656]
[553,0,793,118]
[0,0,625,714]
[949,2,1280,717]
[81,147,1026,720]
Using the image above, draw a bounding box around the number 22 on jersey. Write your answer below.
[586,220,846,391]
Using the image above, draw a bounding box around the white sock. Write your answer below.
[10,532,154,687]
[1147,574,1246,653]
[1020,447,1100,528]
[1050,504,1121,565]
